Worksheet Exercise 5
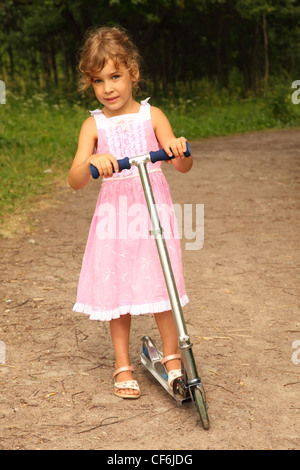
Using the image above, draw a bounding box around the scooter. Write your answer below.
[90,144,210,430]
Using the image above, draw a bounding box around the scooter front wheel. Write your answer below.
[193,386,210,430]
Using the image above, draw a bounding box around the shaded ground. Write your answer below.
[0,129,299,450]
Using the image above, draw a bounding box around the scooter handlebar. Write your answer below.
[89,142,191,179]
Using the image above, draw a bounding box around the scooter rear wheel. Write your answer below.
[193,386,210,430]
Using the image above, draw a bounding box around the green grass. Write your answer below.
[1,82,299,225]
[0,92,88,221]
[159,83,300,138]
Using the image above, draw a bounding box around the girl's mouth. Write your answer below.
[106,96,119,103]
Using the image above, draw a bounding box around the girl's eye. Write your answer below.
[93,79,102,84]
[112,75,120,80]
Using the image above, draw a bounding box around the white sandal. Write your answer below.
[161,354,182,389]
[112,366,141,399]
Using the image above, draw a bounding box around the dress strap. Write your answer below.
[139,97,151,119]
[140,97,151,106]
[90,109,106,130]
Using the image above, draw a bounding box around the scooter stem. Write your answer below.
[137,162,199,381]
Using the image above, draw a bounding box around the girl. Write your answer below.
[69,26,193,399]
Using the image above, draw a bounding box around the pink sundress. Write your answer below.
[73,98,189,321]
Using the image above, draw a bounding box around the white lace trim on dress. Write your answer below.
[73,294,189,321]
[89,97,151,129]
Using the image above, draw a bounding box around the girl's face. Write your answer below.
[91,59,139,116]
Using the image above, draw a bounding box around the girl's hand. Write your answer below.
[150,107,192,173]
[88,153,119,178]
[164,137,188,160]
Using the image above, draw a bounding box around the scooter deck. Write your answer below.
[140,336,191,405]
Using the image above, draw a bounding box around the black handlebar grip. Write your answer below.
[90,157,131,179]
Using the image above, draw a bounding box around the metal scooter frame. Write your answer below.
[132,154,209,430]
[90,148,210,429]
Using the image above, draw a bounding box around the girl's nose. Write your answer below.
[104,80,113,94]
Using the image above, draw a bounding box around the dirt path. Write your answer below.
[0,129,299,450]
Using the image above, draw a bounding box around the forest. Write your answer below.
[1,0,300,219]
[1,0,300,96]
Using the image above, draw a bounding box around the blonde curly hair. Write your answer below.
[78,26,142,95]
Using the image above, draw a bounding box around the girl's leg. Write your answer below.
[154,310,181,372]
[109,313,139,396]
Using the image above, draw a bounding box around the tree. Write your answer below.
[0,0,299,95]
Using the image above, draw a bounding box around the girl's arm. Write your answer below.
[68,117,118,190]
[150,107,193,173]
